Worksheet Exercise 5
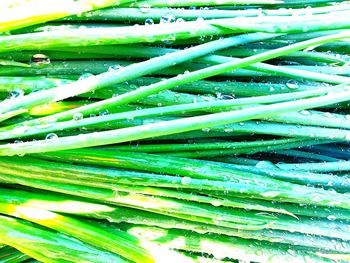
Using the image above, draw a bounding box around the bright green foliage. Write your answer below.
[0,1,350,263]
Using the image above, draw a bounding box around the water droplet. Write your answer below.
[99,110,109,116]
[108,65,123,72]
[181,177,191,185]
[256,161,276,169]
[8,88,24,99]
[160,14,175,24]
[286,80,299,89]
[211,200,222,207]
[221,94,235,100]
[31,54,50,65]
[161,35,176,44]
[45,133,58,140]
[327,181,334,187]
[201,128,210,133]
[73,112,83,121]
[261,191,280,198]
[31,88,42,94]
[216,92,223,99]
[300,110,311,116]
[145,18,154,25]
[310,193,323,202]
[13,140,25,156]
[327,215,337,221]
[323,112,333,118]
[176,18,185,23]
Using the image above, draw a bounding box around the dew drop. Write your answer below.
[145,18,154,25]
[8,88,24,99]
[181,177,191,185]
[30,54,50,65]
[286,80,299,89]
[327,215,337,221]
[211,200,222,207]
[300,110,311,116]
[176,18,185,23]
[256,160,276,169]
[160,14,175,24]
[161,35,176,44]
[322,112,333,119]
[45,133,58,140]
[327,181,334,187]
[261,191,280,198]
[108,65,123,72]
[310,193,323,202]
[13,140,25,157]
[216,92,223,99]
[221,94,235,100]
[73,112,83,121]
[99,110,109,116]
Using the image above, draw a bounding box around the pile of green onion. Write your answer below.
[1,0,350,262]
